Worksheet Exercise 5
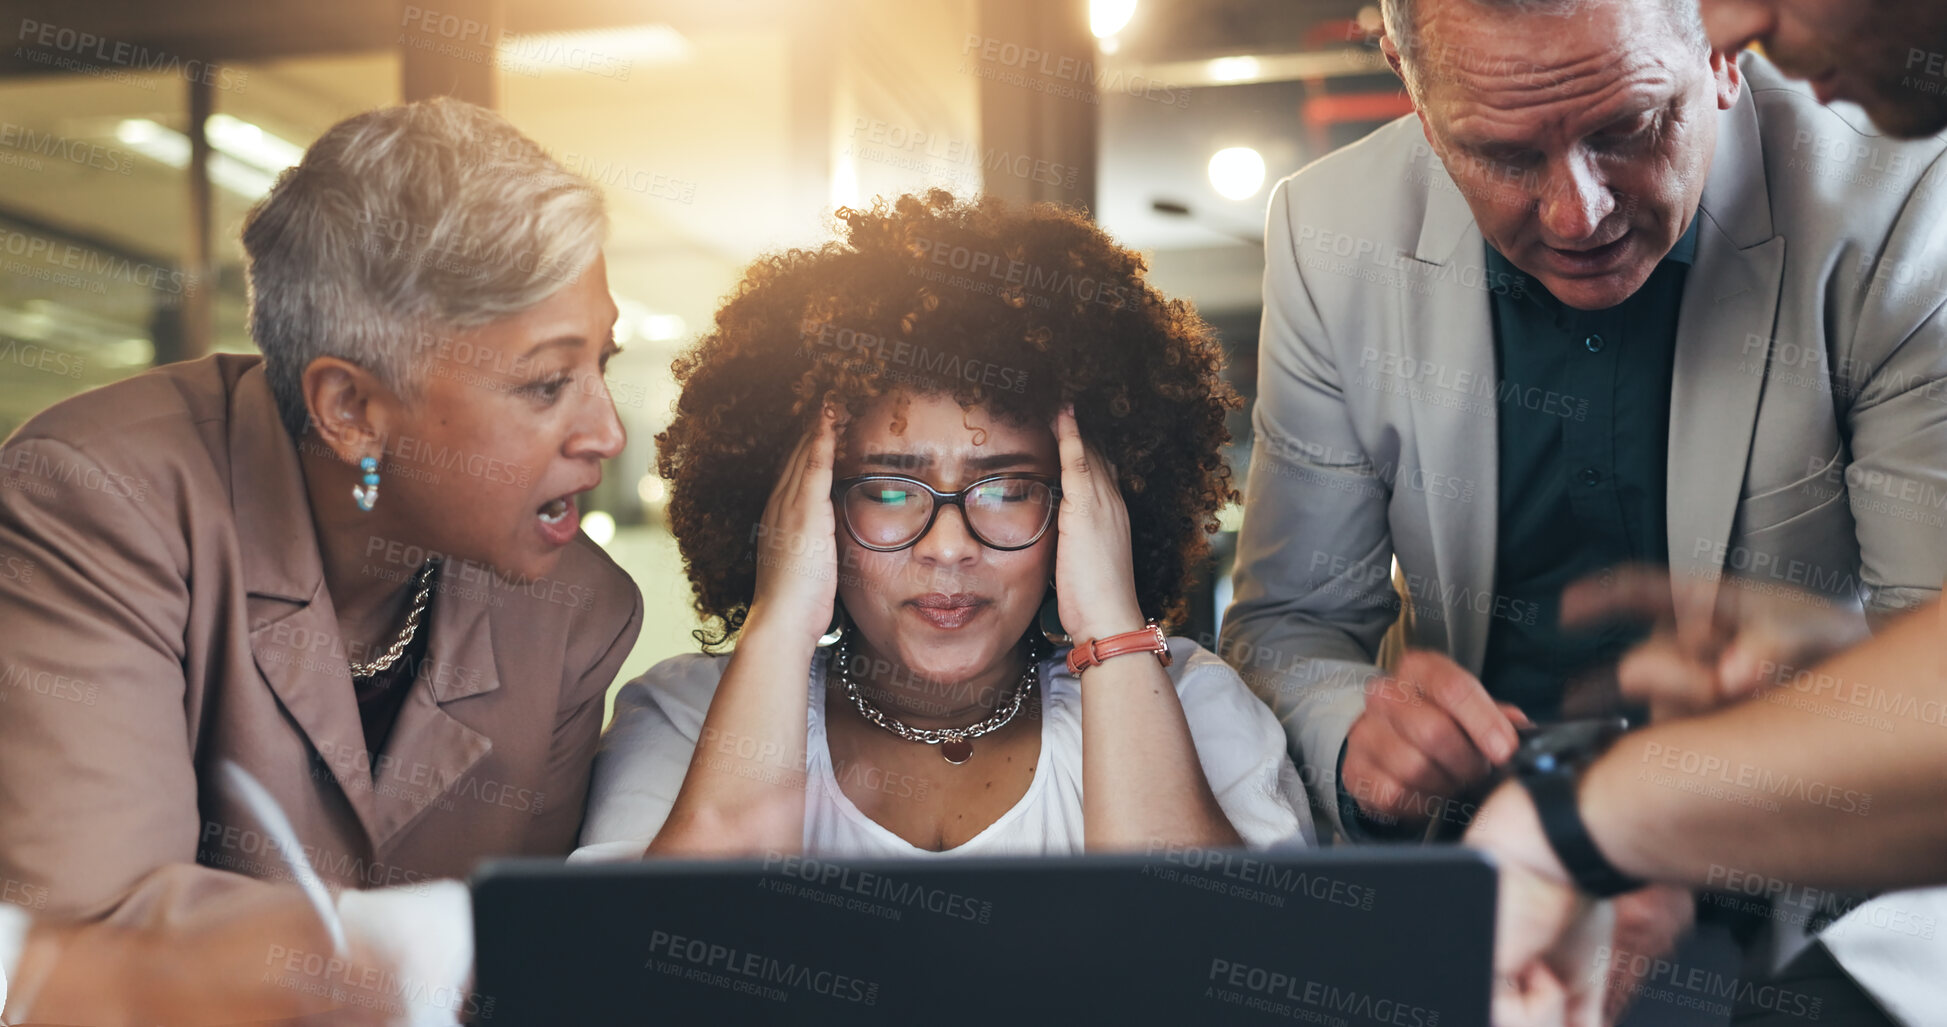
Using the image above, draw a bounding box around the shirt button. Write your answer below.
[1580,468,1602,487]
[1584,334,1605,353]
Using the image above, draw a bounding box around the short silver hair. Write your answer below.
[242,98,607,439]
[1382,0,1707,94]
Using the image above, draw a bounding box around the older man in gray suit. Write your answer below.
[1221,0,1947,856]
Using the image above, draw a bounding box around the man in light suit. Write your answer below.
[1221,0,1947,851]
[1225,0,1947,1021]
[1471,4,1947,1022]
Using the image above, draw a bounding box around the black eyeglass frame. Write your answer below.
[830,473,1063,552]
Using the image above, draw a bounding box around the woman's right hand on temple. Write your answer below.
[650,408,835,856]
[745,404,841,649]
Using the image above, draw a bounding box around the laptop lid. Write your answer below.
[473,846,1495,1026]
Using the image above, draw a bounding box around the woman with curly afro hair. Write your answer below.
[576,190,1312,860]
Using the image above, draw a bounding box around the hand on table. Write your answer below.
[2,880,471,1027]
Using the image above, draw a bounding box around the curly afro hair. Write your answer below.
[657,190,1242,650]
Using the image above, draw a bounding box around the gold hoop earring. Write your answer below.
[816,601,848,648]
[1036,584,1070,648]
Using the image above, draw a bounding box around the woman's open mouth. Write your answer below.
[536,494,581,546]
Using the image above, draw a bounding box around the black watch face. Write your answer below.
[1512,716,1631,776]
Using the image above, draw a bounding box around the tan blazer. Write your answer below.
[0,354,643,931]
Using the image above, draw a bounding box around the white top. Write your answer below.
[575,637,1314,860]
[1820,886,1947,1027]
[0,900,22,1018]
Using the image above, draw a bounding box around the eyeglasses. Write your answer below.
[831,474,1061,552]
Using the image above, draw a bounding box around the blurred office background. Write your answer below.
[0,0,1409,707]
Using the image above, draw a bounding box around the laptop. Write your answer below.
[473,846,1496,1026]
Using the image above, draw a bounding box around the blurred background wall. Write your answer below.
[0,0,1408,713]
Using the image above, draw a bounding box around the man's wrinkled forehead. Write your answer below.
[1408,29,1583,98]
[1401,0,1703,98]
[1413,38,1697,148]
[1438,60,1685,150]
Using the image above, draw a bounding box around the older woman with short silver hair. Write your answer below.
[0,98,641,1024]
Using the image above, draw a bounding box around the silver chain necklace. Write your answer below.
[348,560,439,680]
[833,636,1036,765]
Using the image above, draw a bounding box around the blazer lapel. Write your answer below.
[1667,85,1784,617]
[1400,179,1501,675]
[362,571,500,849]
[230,366,384,841]
[247,594,385,838]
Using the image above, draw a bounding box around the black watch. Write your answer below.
[1512,717,1644,899]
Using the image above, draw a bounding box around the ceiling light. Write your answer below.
[1090,0,1137,39]
[114,116,299,199]
[1208,56,1260,83]
[1207,146,1266,201]
[500,24,690,72]
[636,475,667,505]
[581,510,616,547]
[612,295,687,345]
[205,113,303,174]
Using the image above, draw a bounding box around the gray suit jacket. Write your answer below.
[1221,54,1947,838]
